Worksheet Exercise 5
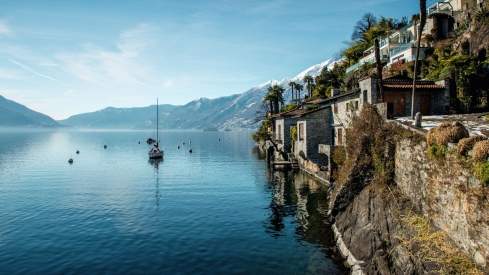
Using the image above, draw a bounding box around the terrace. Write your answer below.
[427,0,454,16]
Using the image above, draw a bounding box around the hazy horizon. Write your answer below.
[0,0,417,119]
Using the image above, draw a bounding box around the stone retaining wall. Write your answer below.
[395,138,489,269]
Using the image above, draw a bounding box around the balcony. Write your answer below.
[346,55,389,74]
[389,45,427,65]
[427,1,453,16]
[390,44,413,57]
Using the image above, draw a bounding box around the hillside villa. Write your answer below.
[346,0,470,74]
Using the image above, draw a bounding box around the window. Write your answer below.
[337,128,343,146]
[363,90,368,104]
[354,100,359,110]
[277,124,282,140]
[333,103,338,114]
[298,123,305,141]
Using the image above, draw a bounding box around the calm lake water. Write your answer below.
[0,129,346,274]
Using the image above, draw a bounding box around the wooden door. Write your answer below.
[418,95,431,115]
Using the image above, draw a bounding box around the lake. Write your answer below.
[0,129,346,274]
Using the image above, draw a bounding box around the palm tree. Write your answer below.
[303,75,314,98]
[264,88,276,114]
[265,85,285,114]
[351,13,377,42]
[272,85,285,112]
[288,81,297,103]
[295,83,304,102]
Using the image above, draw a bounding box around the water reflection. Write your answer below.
[0,130,346,274]
[148,158,163,208]
[265,170,337,250]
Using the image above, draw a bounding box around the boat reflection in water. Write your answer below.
[265,170,345,273]
[148,158,163,207]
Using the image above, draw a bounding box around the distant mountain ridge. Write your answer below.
[60,58,336,130]
[0,95,59,127]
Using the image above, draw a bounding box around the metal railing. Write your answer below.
[427,1,453,15]
[389,44,413,57]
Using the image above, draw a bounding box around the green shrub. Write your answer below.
[474,162,489,186]
[281,104,297,113]
[427,144,448,160]
[252,119,271,142]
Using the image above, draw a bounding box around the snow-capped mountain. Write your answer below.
[60,58,336,130]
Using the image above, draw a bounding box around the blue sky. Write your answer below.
[0,0,418,119]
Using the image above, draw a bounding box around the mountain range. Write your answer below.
[0,58,336,129]
[0,95,59,127]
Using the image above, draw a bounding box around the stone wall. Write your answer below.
[275,119,285,151]
[395,138,489,269]
[297,157,329,183]
[283,117,299,154]
[294,107,332,164]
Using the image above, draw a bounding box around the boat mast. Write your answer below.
[156,98,159,145]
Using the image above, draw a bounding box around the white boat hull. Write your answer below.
[149,146,164,159]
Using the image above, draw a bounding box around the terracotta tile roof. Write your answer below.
[383,83,445,89]
[271,108,307,118]
[382,76,445,90]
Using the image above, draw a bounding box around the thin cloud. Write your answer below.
[56,23,157,87]
[0,20,11,36]
[8,58,58,81]
[0,68,24,80]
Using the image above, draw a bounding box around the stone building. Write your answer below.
[359,76,451,118]
[303,90,363,146]
[271,109,302,155]
[267,75,450,182]
[293,107,333,164]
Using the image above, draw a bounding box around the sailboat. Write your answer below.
[149,98,164,160]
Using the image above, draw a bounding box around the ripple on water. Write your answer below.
[0,130,346,275]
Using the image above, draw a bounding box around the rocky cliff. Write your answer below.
[327,106,486,274]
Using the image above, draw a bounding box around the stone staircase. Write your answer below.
[288,153,300,170]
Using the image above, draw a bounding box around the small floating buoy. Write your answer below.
[189,149,193,153]
[138,141,141,144]
[104,145,107,149]
[68,158,74,164]
[219,138,221,142]
[178,145,180,149]
[76,150,80,154]
[183,142,186,145]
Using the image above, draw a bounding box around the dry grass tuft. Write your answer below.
[427,121,469,146]
[458,136,487,156]
[336,104,395,187]
[473,140,489,162]
[400,213,482,275]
